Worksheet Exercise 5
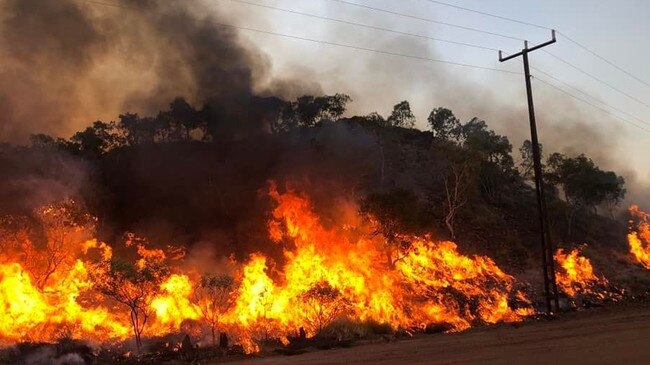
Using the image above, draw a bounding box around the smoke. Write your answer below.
[0,0,314,143]
[0,145,91,215]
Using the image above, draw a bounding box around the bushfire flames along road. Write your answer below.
[0,184,647,353]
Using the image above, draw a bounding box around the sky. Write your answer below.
[1,0,648,205]
[212,0,650,204]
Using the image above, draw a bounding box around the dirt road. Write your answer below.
[225,303,650,365]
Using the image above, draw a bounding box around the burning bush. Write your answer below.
[628,205,650,269]
[193,274,235,346]
[554,246,608,297]
[91,246,171,354]
[301,282,351,336]
[0,184,537,355]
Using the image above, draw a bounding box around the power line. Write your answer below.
[557,31,650,89]
[228,0,500,52]
[533,76,650,133]
[324,0,525,41]
[532,67,650,129]
[84,0,521,75]
[529,65,602,105]
[542,50,650,110]
[233,0,648,128]
[422,0,550,30]
[413,0,650,90]
[86,0,648,134]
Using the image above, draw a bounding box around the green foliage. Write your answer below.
[387,101,416,128]
[428,107,460,140]
[69,121,122,157]
[518,139,544,180]
[459,118,513,170]
[279,93,352,129]
[365,112,386,126]
[547,153,626,212]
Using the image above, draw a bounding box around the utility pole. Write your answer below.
[499,30,560,315]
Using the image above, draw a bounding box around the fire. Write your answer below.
[0,186,536,353]
[554,247,608,297]
[226,184,532,339]
[628,205,650,269]
[0,260,129,344]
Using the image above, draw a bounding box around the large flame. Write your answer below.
[628,205,650,269]
[554,247,608,297]
[0,185,537,351]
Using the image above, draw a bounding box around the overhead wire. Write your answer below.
[227,0,500,52]
[84,0,522,75]
[422,0,550,30]
[532,76,650,133]
[85,0,650,133]
[557,31,650,88]
[416,0,650,90]
[324,0,525,41]
[542,50,650,109]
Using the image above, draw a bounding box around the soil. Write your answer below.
[222,302,650,365]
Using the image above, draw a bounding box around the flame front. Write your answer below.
[554,247,608,297]
[628,205,650,269]
[0,186,536,351]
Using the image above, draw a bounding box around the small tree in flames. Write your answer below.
[193,274,235,346]
[93,257,169,354]
[301,282,351,335]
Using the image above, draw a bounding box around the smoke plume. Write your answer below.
[0,0,313,142]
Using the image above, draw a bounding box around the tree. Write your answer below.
[360,189,423,268]
[282,94,352,128]
[29,134,56,149]
[69,121,120,157]
[301,282,350,335]
[459,118,513,169]
[365,112,386,126]
[518,139,543,181]
[93,254,170,354]
[547,153,626,234]
[25,201,96,289]
[193,274,235,346]
[455,118,515,204]
[440,156,476,239]
[387,101,416,128]
[168,97,200,140]
[428,107,460,141]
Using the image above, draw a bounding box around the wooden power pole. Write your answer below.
[499,30,560,315]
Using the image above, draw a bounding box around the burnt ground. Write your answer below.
[221,301,650,365]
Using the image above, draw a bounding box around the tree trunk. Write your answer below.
[444,213,456,240]
[219,332,229,349]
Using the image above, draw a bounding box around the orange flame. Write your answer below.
[554,247,607,297]
[0,186,537,352]
[628,205,650,269]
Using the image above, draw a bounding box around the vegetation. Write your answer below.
[92,251,170,354]
[301,282,351,335]
[193,274,235,346]
[0,93,629,268]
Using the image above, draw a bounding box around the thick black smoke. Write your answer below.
[0,0,318,142]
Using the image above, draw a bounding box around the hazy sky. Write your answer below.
[2,0,647,204]
[213,0,650,203]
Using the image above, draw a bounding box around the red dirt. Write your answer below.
[223,302,650,365]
